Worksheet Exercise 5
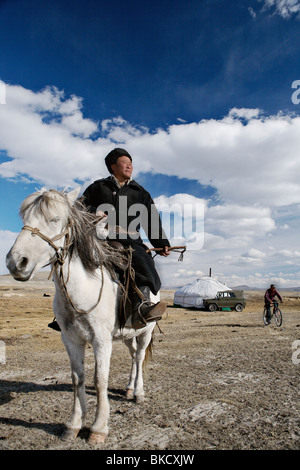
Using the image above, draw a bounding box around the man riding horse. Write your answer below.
[81,148,170,329]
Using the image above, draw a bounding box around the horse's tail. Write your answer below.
[143,333,154,371]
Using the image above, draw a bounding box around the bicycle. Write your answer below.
[263,302,283,327]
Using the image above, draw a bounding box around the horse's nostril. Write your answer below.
[19,257,28,269]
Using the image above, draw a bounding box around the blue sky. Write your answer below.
[1,0,300,288]
[1,0,299,125]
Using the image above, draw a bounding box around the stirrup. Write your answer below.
[131,301,167,329]
[48,318,61,332]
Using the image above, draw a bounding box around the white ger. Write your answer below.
[6,188,157,445]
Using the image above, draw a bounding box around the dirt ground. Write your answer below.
[0,273,299,451]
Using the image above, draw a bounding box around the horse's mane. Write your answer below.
[20,189,130,277]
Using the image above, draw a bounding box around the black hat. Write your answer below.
[105,148,132,174]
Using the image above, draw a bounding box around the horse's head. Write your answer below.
[6,187,80,281]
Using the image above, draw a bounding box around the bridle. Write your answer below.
[21,224,104,314]
[22,225,71,264]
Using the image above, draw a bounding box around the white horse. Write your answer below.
[6,188,158,445]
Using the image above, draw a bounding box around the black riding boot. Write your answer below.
[130,286,166,329]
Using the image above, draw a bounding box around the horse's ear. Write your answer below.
[66,187,81,205]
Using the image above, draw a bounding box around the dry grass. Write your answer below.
[0,275,299,450]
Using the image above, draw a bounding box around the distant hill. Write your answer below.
[232,285,300,292]
[0,270,52,287]
[2,274,299,292]
[164,283,300,292]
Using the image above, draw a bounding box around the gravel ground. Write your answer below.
[0,274,299,450]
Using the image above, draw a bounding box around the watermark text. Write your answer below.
[0,80,6,105]
[292,340,300,365]
[291,80,300,104]
[96,198,205,251]
[0,341,6,365]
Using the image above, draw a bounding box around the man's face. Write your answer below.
[111,156,133,181]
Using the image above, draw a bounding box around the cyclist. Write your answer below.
[264,284,283,323]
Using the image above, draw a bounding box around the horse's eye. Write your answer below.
[50,217,60,223]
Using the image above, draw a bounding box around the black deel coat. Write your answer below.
[82,176,170,294]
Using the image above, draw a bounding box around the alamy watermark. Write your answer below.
[292,340,300,365]
[291,80,300,104]
[0,341,6,365]
[96,197,205,251]
[0,80,6,105]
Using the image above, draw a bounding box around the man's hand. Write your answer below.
[96,210,107,219]
[159,246,170,257]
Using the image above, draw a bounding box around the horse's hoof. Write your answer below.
[134,395,145,404]
[88,431,107,445]
[126,388,134,400]
[60,428,80,441]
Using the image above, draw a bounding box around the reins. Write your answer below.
[91,216,187,262]
[59,263,105,315]
[146,245,186,261]
[22,225,70,261]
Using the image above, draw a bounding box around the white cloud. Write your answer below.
[151,194,205,250]
[154,193,207,213]
[0,230,18,274]
[248,7,257,18]
[205,204,275,237]
[259,0,300,18]
[1,83,300,209]
[61,111,97,138]
[277,249,300,257]
[243,248,266,259]
[1,82,299,287]
[103,110,300,208]
[0,84,107,186]
[228,107,261,120]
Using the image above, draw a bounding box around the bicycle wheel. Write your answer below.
[275,308,282,327]
[263,307,270,325]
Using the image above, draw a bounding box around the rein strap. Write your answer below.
[146,245,186,261]
[22,225,70,254]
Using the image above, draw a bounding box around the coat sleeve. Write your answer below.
[142,190,170,249]
[81,183,98,213]
[275,290,283,302]
[265,290,271,302]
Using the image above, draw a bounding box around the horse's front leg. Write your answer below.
[61,337,86,440]
[88,335,112,445]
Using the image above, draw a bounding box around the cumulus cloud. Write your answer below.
[1,83,300,209]
[205,204,275,237]
[154,193,207,214]
[1,82,299,287]
[243,248,266,258]
[96,108,300,208]
[0,84,107,186]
